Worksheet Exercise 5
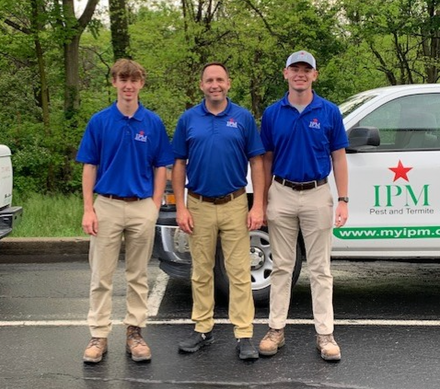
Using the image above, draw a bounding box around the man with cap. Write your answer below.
[258,50,348,361]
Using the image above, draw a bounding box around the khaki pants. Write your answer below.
[87,195,158,338]
[188,193,254,338]
[266,179,334,335]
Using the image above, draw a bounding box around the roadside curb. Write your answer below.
[0,237,91,263]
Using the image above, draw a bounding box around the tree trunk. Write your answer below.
[109,0,131,61]
[63,34,81,119]
[62,0,99,119]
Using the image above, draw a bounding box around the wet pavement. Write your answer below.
[1,259,440,389]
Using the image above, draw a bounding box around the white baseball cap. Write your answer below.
[285,50,316,69]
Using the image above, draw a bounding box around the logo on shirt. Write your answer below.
[309,118,321,130]
[226,118,238,128]
[135,130,148,142]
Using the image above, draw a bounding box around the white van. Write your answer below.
[154,84,440,304]
[0,145,23,239]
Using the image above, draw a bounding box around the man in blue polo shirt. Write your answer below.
[172,62,265,360]
[258,51,349,361]
[77,59,174,363]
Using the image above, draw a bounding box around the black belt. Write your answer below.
[188,188,246,205]
[274,176,328,191]
[101,194,143,202]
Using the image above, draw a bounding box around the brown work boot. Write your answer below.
[316,334,341,361]
[258,328,285,356]
[126,325,152,362]
[83,337,108,363]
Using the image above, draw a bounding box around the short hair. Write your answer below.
[201,62,230,79]
[110,59,147,82]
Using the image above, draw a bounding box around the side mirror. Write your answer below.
[346,126,380,151]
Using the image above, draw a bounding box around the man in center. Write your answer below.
[172,62,265,360]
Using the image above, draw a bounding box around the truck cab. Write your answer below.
[154,84,440,305]
[0,145,23,239]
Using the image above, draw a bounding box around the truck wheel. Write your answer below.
[214,228,303,306]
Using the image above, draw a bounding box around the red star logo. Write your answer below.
[388,160,412,182]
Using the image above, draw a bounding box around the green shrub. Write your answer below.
[10,191,87,237]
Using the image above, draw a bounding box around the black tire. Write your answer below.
[214,228,304,306]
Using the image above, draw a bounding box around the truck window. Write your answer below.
[357,94,440,151]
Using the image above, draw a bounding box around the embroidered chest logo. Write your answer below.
[226,118,238,128]
[135,130,148,142]
[309,118,321,130]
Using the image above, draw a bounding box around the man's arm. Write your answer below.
[152,166,168,210]
[172,159,193,234]
[262,151,274,224]
[248,155,265,230]
[82,163,98,236]
[331,148,349,227]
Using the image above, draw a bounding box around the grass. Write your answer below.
[9,192,87,238]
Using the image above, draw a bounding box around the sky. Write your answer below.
[74,0,107,16]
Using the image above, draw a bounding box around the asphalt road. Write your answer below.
[1,246,440,389]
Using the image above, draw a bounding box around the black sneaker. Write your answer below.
[236,338,259,360]
[178,331,214,353]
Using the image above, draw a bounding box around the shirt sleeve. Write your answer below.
[329,106,349,152]
[152,118,174,167]
[172,115,188,160]
[76,116,100,165]
[244,111,265,158]
[260,108,274,152]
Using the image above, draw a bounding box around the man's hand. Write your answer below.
[176,207,194,234]
[334,202,348,228]
[82,210,98,236]
[247,206,264,231]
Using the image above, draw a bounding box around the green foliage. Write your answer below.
[10,191,86,237]
[0,0,439,207]
[341,0,440,84]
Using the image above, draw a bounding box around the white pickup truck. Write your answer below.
[0,145,23,239]
[153,84,440,304]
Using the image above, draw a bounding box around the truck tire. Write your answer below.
[214,228,304,306]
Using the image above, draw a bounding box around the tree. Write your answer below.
[109,0,131,60]
[0,0,51,130]
[55,0,100,119]
[341,0,440,84]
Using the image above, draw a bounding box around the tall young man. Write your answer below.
[258,51,349,361]
[77,59,174,363]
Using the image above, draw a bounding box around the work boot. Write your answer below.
[316,333,341,361]
[258,328,285,356]
[178,331,214,353]
[236,338,259,360]
[126,325,152,362]
[83,337,108,363]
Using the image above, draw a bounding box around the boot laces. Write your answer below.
[88,337,104,349]
[127,326,146,346]
[264,328,282,341]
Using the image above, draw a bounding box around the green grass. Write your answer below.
[9,192,87,237]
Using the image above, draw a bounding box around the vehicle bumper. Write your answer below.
[153,211,192,278]
[0,206,23,239]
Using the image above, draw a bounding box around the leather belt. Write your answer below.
[188,188,246,205]
[101,194,142,202]
[274,176,328,191]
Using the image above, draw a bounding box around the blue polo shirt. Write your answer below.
[76,102,174,198]
[173,98,265,197]
[261,92,348,182]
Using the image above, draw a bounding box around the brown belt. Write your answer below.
[188,187,246,205]
[274,176,328,191]
[101,194,143,202]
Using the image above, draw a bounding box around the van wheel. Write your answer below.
[214,228,303,306]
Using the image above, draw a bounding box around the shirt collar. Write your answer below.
[200,97,231,116]
[112,101,145,121]
[281,91,322,110]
